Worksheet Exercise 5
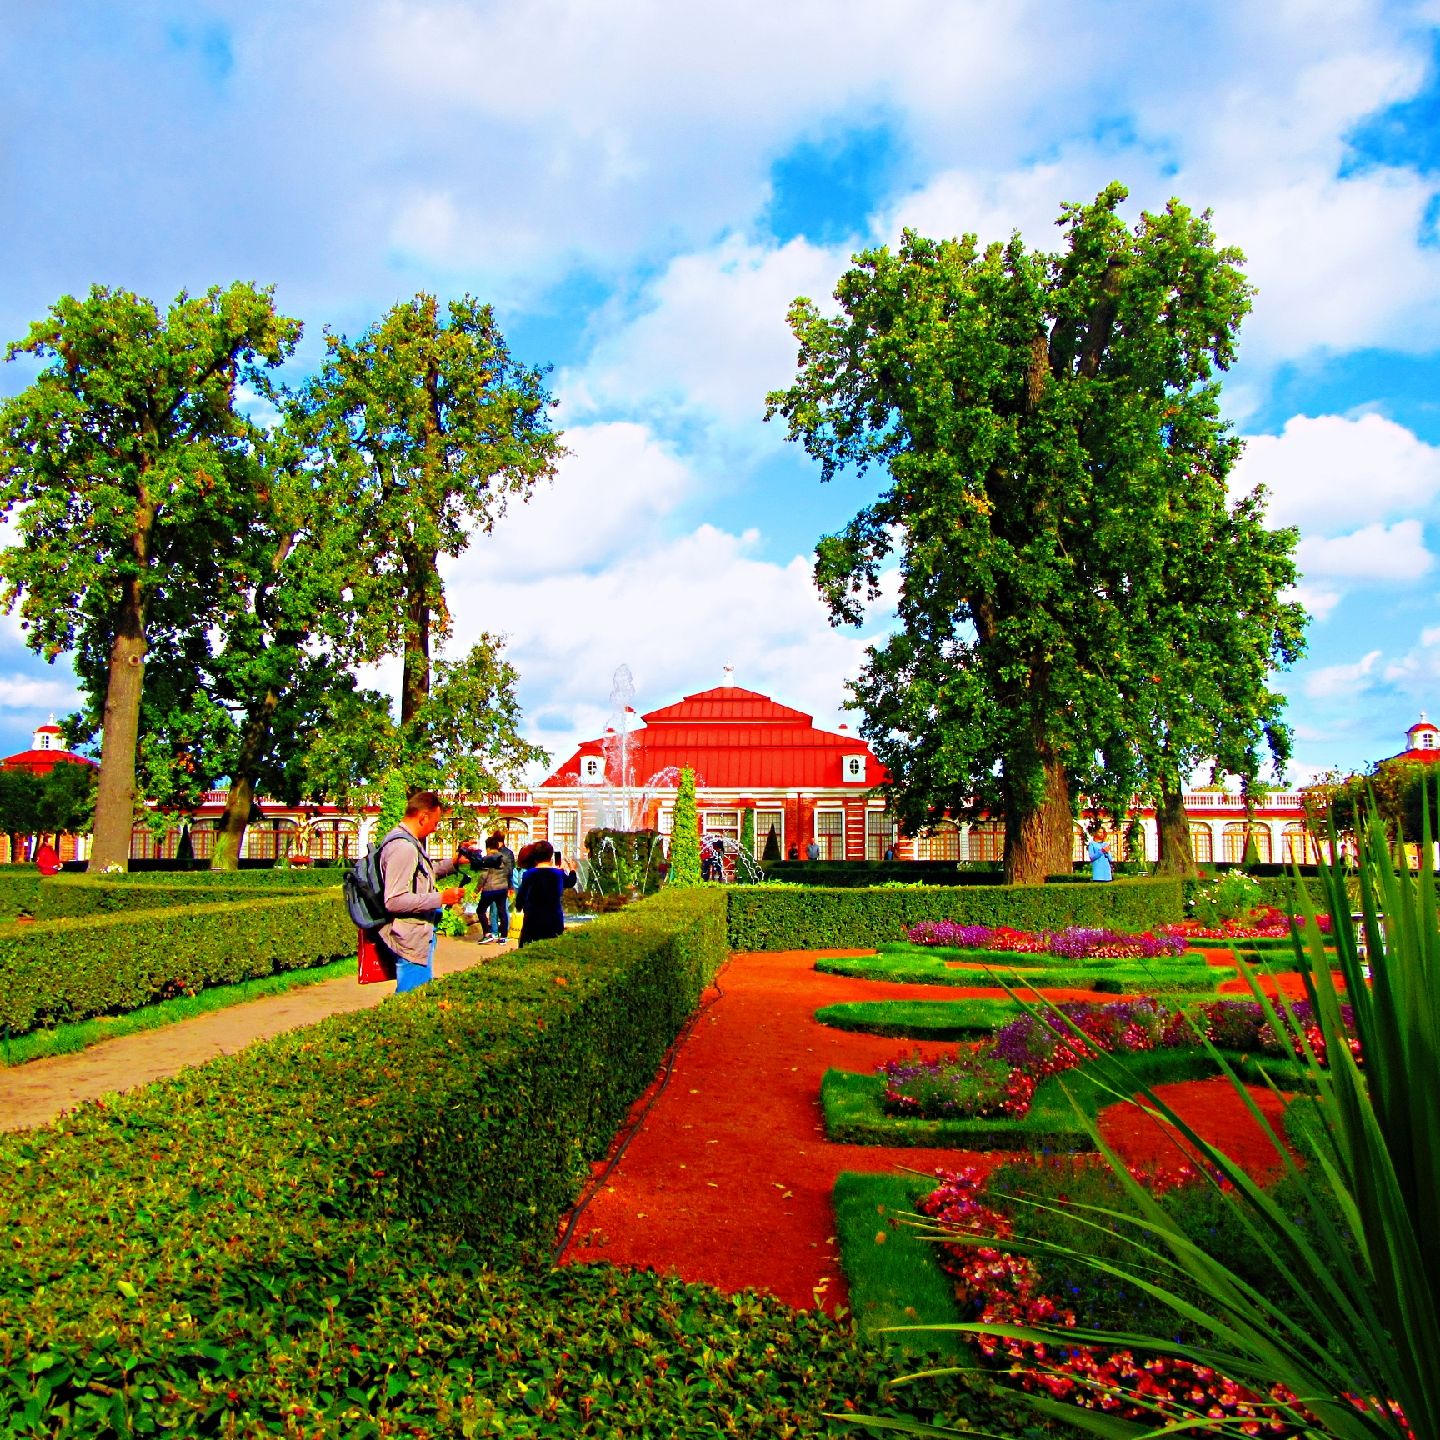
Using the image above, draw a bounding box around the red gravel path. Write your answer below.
[1101,1079,1295,1184]
[560,951,1132,1311]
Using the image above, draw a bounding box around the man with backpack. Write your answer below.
[376,791,473,993]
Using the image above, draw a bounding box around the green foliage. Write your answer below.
[0,766,43,840]
[2,955,354,1067]
[1189,868,1263,925]
[375,769,410,838]
[667,765,702,886]
[762,823,782,862]
[725,876,1183,950]
[896,794,1440,1440]
[817,946,1220,995]
[824,1050,1225,1151]
[0,283,302,869]
[767,183,1302,882]
[740,808,756,860]
[295,293,563,728]
[833,1172,967,1358]
[0,891,352,1035]
[815,997,1026,1039]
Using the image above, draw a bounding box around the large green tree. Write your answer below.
[0,284,301,870]
[1091,483,1305,876]
[295,294,564,726]
[767,183,1297,883]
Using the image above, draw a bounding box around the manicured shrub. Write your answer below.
[726,877,1184,950]
[0,891,353,1034]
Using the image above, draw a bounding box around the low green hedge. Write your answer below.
[814,948,1221,995]
[725,876,1184,950]
[0,868,333,921]
[0,891,354,1035]
[0,890,778,1432]
[822,1050,1237,1150]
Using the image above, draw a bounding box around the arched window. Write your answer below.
[915,822,961,860]
[967,821,1004,863]
[1221,822,1272,864]
[1188,823,1214,864]
[1282,823,1318,865]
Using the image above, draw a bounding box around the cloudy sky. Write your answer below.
[3,0,1440,788]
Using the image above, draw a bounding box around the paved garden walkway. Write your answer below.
[0,935,509,1133]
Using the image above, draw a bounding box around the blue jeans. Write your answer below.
[395,928,439,993]
[481,891,509,939]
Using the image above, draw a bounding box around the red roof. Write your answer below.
[543,685,887,790]
[1,749,96,776]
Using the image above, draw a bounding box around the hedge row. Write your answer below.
[6,890,1010,1435]
[0,888,729,1322]
[0,891,354,1035]
[0,867,334,917]
[724,876,1184,950]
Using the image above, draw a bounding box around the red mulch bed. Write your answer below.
[1100,1079,1295,1184]
[563,951,1145,1311]
[559,946,1321,1311]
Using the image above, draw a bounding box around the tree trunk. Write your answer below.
[87,579,147,872]
[1155,778,1197,878]
[211,693,279,870]
[399,549,435,728]
[1004,753,1073,885]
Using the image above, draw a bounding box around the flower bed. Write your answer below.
[1171,902,1335,941]
[880,998,1361,1120]
[915,1164,1303,1430]
[905,920,1186,959]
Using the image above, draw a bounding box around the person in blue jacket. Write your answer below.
[514,840,578,947]
[1087,825,1113,882]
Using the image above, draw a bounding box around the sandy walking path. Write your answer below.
[0,935,510,1133]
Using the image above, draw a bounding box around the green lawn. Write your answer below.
[821,1049,1229,1151]
[815,995,1025,1039]
[832,1171,967,1358]
[816,945,1223,995]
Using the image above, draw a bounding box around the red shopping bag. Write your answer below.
[357,929,397,984]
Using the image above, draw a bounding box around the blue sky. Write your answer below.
[3,0,1440,788]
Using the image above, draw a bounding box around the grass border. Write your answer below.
[822,1049,1239,1150]
[833,1171,967,1357]
[0,954,356,1066]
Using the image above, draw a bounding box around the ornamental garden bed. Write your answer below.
[821,995,1341,1148]
[816,944,1223,994]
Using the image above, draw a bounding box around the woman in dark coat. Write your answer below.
[514,840,578,947]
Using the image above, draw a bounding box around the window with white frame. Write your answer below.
[915,822,961,860]
[549,810,580,861]
[754,809,783,857]
[816,810,845,859]
[967,821,1004,863]
[702,810,739,845]
[865,809,896,860]
[579,755,605,785]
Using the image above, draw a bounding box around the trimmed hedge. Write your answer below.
[726,876,1184,951]
[0,891,354,1035]
[0,867,333,920]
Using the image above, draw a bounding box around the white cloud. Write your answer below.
[1232,414,1440,533]
[1212,169,1440,363]
[1297,519,1433,582]
[563,234,849,433]
[442,420,694,582]
[442,516,896,781]
[1304,648,1383,700]
[1288,584,1343,622]
[0,675,80,712]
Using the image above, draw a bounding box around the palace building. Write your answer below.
[9,700,1432,871]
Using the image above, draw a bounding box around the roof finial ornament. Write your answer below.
[721,663,734,687]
